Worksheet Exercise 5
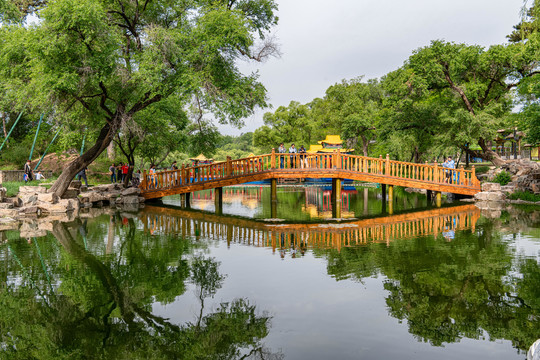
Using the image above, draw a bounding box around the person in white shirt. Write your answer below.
[288,144,297,168]
[35,171,46,181]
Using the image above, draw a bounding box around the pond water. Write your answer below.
[1,185,539,359]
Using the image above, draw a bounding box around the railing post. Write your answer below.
[271,148,276,169]
[334,150,341,169]
[379,155,383,174]
[434,162,439,183]
[181,164,185,184]
[471,165,476,187]
[385,154,390,175]
[142,170,147,190]
[425,161,429,181]
[226,156,232,176]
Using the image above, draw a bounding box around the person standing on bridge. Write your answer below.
[299,145,307,168]
[278,143,286,168]
[442,156,455,184]
[289,143,297,168]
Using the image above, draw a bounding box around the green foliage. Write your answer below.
[327,77,383,156]
[493,170,512,186]
[474,165,491,174]
[0,0,279,189]
[509,190,540,202]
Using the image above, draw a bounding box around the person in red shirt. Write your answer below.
[121,163,128,183]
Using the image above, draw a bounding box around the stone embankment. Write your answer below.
[0,181,145,226]
[474,159,540,210]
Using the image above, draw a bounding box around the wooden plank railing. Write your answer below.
[140,150,481,193]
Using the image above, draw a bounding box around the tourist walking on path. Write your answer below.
[35,171,46,181]
[109,163,117,183]
[278,143,286,168]
[289,143,297,168]
[23,160,33,183]
[77,167,88,187]
[442,156,455,184]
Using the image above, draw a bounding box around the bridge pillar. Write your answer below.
[381,184,387,213]
[435,192,442,208]
[388,185,394,215]
[332,178,342,218]
[214,187,223,215]
[427,190,433,203]
[271,178,277,202]
[185,192,191,208]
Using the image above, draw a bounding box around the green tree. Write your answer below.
[399,40,538,165]
[325,77,383,156]
[0,0,278,196]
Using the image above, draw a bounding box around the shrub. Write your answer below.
[493,170,512,186]
[508,190,540,202]
[474,166,490,174]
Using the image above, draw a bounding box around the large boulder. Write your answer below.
[18,193,39,206]
[481,182,501,192]
[37,192,59,204]
[79,192,107,203]
[121,187,141,196]
[19,186,47,194]
[37,198,78,214]
[487,191,506,202]
[93,184,122,192]
[474,192,490,201]
[123,196,140,205]
[61,189,79,199]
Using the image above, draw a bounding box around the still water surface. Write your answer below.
[1,185,539,359]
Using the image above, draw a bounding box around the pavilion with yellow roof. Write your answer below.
[307,135,353,154]
[189,153,213,165]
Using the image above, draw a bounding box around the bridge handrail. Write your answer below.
[140,151,481,192]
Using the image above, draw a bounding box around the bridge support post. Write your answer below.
[214,187,223,215]
[388,185,394,215]
[185,192,191,208]
[381,183,387,214]
[435,192,442,208]
[427,190,433,202]
[270,178,278,218]
[271,178,277,202]
[332,178,342,218]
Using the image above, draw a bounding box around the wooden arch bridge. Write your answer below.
[140,204,481,251]
[140,151,481,213]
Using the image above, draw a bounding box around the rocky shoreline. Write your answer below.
[0,181,146,227]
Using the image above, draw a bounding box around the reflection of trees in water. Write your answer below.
[0,219,279,360]
[321,218,540,352]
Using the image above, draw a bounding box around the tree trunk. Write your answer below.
[464,138,507,167]
[107,142,115,160]
[361,135,369,157]
[1,112,7,138]
[49,118,120,197]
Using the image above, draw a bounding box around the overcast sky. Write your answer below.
[219,0,526,135]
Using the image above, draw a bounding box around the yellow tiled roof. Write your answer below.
[317,135,343,145]
[190,153,213,161]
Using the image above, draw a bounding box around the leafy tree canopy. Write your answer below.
[0,0,278,195]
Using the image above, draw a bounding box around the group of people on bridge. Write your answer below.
[278,143,308,169]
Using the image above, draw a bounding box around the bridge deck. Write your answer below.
[140,152,481,199]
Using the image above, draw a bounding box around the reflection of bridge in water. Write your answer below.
[140,204,481,252]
